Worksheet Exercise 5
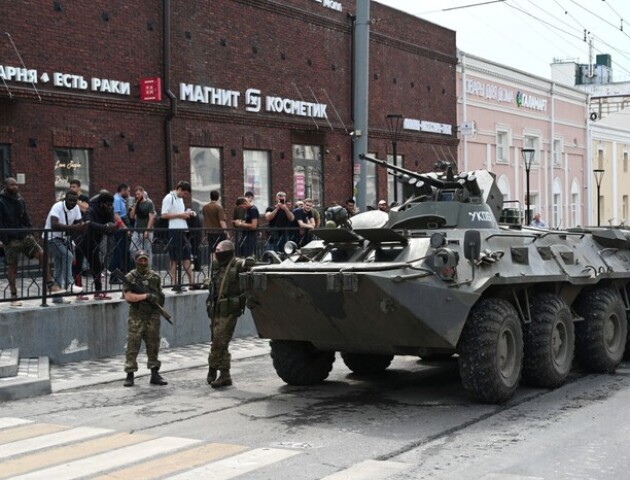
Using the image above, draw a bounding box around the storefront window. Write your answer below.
[292,145,322,207]
[243,150,270,208]
[190,147,221,213]
[54,148,91,200]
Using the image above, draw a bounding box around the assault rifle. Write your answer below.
[114,269,173,325]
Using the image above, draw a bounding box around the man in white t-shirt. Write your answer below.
[161,180,194,291]
[44,191,88,302]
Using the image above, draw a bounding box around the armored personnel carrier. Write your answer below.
[242,155,630,403]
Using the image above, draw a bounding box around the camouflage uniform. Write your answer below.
[207,257,253,373]
[124,268,165,373]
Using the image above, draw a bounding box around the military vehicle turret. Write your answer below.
[242,154,630,403]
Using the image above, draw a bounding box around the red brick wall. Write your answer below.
[0,0,457,223]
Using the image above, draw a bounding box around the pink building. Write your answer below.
[457,52,589,228]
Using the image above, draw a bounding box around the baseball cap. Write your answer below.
[135,250,149,261]
[378,199,387,205]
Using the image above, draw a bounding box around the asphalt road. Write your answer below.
[2,351,630,479]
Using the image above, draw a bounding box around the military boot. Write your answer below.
[210,370,232,388]
[123,372,134,387]
[207,367,217,385]
[150,368,168,386]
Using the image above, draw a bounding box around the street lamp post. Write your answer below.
[386,114,403,202]
[521,148,535,226]
[593,169,605,226]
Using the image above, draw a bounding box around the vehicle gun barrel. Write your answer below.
[359,153,458,189]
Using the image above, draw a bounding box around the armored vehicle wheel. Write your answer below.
[341,352,394,374]
[270,340,335,385]
[457,298,523,404]
[574,288,627,373]
[522,293,574,388]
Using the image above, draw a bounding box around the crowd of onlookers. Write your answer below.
[1,174,396,305]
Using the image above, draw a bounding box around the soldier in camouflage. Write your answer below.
[123,250,167,387]
[206,239,255,388]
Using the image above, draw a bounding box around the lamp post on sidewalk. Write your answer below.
[521,148,535,226]
[386,114,403,203]
[593,169,605,226]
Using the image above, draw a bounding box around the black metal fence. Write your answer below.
[1,226,308,305]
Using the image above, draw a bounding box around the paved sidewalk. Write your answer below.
[50,337,270,392]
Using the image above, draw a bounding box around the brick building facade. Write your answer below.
[0,0,457,224]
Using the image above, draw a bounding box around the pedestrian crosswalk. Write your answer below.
[0,417,411,479]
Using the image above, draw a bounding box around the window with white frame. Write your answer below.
[623,195,628,224]
[624,151,628,173]
[552,178,562,228]
[597,148,604,170]
[553,139,562,166]
[525,193,539,224]
[496,131,509,164]
[571,179,580,227]
[497,175,511,202]
[523,135,539,164]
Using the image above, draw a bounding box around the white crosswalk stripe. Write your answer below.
[0,426,112,460]
[320,459,411,479]
[0,417,412,479]
[166,447,301,479]
[0,417,32,430]
[10,436,200,480]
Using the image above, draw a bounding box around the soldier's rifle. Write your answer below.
[115,269,173,325]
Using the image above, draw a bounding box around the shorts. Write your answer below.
[168,230,191,262]
[4,235,42,265]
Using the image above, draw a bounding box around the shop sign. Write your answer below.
[0,64,130,96]
[312,0,343,12]
[516,91,548,111]
[403,118,452,135]
[140,77,162,102]
[179,83,328,119]
[465,78,548,112]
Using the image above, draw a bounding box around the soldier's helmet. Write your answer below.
[325,205,348,226]
[216,239,235,253]
[135,250,150,261]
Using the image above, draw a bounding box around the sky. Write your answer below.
[375,0,630,82]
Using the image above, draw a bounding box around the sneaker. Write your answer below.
[76,294,90,301]
[65,285,83,294]
[50,284,63,293]
[52,298,71,304]
[10,298,23,307]
[171,286,187,293]
[94,292,112,300]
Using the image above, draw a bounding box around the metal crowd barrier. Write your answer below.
[0,226,311,305]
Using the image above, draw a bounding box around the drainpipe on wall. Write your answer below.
[460,51,468,172]
[353,0,370,211]
[586,96,593,226]
[163,0,176,191]
[348,12,356,203]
